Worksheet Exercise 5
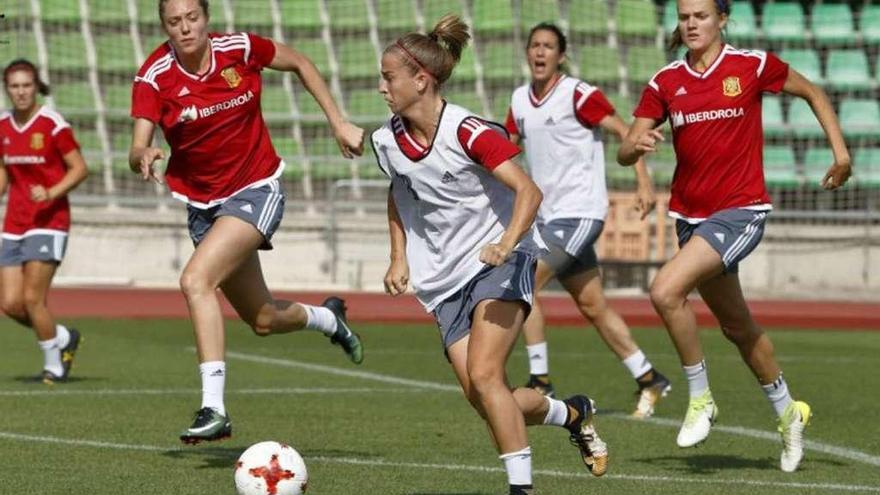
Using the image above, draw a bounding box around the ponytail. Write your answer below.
[385,14,471,86]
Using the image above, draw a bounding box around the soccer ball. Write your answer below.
[234,441,308,495]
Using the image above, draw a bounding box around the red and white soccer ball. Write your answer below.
[234,441,308,495]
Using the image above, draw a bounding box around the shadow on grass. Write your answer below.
[162,446,382,470]
[634,453,778,473]
[12,375,105,384]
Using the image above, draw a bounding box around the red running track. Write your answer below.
[44,287,880,330]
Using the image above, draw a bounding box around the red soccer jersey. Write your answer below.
[131,32,281,208]
[0,107,78,236]
[634,45,789,221]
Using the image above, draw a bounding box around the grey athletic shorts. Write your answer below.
[0,232,67,266]
[538,218,605,279]
[187,180,285,250]
[433,251,537,350]
[676,208,769,273]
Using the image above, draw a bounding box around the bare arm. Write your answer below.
[782,68,851,189]
[601,114,656,219]
[384,187,409,296]
[0,160,7,198]
[481,160,543,266]
[128,117,165,183]
[268,40,364,158]
[618,116,664,166]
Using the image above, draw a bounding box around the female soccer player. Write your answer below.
[620,0,851,472]
[506,23,670,418]
[129,0,365,444]
[0,59,87,384]
[375,16,608,495]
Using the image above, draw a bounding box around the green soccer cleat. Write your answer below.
[179,407,232,445]
[322,297,364,364]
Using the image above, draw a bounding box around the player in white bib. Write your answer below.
[374,16,608,495]
[505,23,670,418]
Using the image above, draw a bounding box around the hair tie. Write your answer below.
[715,0,729,14]
[396,40,436,80]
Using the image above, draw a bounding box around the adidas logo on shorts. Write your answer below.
[39,245,50,253]
[240,204,254,214]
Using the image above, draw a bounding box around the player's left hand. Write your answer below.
[635,182,657,220]
[30,185,51,202]
[334,121,365,159]
[479,243,512,267]
[822,160,852,190]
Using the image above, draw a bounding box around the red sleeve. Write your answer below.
[54,127,79,155]
[633,83,668,123]
[247,33,277,69]
[759,51,789,94]
[131,80,161,123]
[504,108,519,136]
[574,87,615,127]
[457,117,520,170]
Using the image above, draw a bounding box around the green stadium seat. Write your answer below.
[327,0,369,31]
[307,136,344,157]
[726,1,758,41]
[825,50,873,92]
[839,99,880,140]
[291,38,330,76]
[40,0,81,23]
[490,93,510,122]
[295,90,324,120]
[580,46,621,84]
[347,89,389,121]
[762,2,806,43]
[279,0,323,31]
[803,146,833,187]
[616,0,658,38]
[569,0,609,37]
[520,0,562,33]
[779,49,823,85]
[472,0,514,35]
[445,90,486,115]
[74,127,101,152]
[103,83,131,114]
[609,93,635,119]
[626,46,665,84]
[762,96,787,138]
[52,81,95,114]
[376,0,418,31]
[137,0,160,23]
[662,0,678,34]
[88,0,131,23]
[449,48,477,83]
[854,148,880,187]
[422,0,466,26]
[232,0,273,28]
[336,40,378,80]
[282,160,305,181]
[360,158,386,180]
[811,4,854,45]
[261,85,293,121]
[95,34,139,72]
[272,133,301,157]
[111,131,131,154]
[787,99,824,138]
[861,5,880,45]
[481,41,519,81]
[763,146,799,187]
[0,31,39,62]
[46,33,88,71]
[2,1,29,22]
[141,33,169,54]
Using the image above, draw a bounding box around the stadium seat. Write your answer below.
[445,90,486,116]
[347,89,390,121]
[854,148,880,187]
[480,41,519,81]
[762,96,787,138]
[291,38,330,76]
[111,131,130,154]
[39,0,81,23]
[51,81,95,114]
[0,31,38,62]
[327,0,370,31]
[762,2,806,43]
[137,0,160,23]
[616,0,658,38]
[811,3,854,46]
[726,1,758,42]
[662,0,678,34]
[282,160,305,181]
[103,83,131,115]
[450,48,478,83]
[232,0,273,28]
[261,84,293,121]
[472,0,514,35]
[272,133,301,159]
[141,33,169,54]
[95,34,139,73]
[787,99,824,138]
[520,0,562,33]
[336,40,378,80]
[46,33,87,71]
[779,49,823,85]
[763,145,800,187]
[376,0,418,31]
[861,5,880,45]
[609,93,635,119]
[580,46,622,84]
[839,99,880,140]
[88,0,131,24]
[422,0,466,26]
[626,46,665,84]
[2,1,28,22]
[569,0,609,37]
[279,0,323,31]
[803,146,834,187]
[74,127,101,152]
[490,93,511,122]
[825,50,873,92]
[295,89,325,120]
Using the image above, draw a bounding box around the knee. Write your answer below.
[179,269,214,300]
[649,280,684,314]
[467,364,504,397]
[1,298,27,320]
[577,297,607,322]
[249,310,275,337]
[22,289,44,311]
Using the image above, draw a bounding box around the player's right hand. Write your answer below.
[384,259,409,296]
[634,126,665,153]
[136,147,165,184]
[334,121,365,159]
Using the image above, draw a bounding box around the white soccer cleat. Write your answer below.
[676,390,718,448]
[779,400,812,472]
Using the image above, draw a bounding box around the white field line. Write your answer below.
[224,350,880,468]
[0,431,876,493]
[0,387,428,397]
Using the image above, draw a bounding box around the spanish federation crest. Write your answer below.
[221,66,242,88]
[30,132,45,150]
[722,76,742,97]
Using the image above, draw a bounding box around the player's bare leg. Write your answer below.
[1,267,31,327]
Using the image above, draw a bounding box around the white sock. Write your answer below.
[762,373,793,418]
[38,337,63,376]
[542,396,569,426]
[526,342,549,375]
[302,304,338,336]
[499,446,532,486]
[199,361,226,416]
[622,349,653,379]
[55,324,71,349]
[683,360,710,398]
